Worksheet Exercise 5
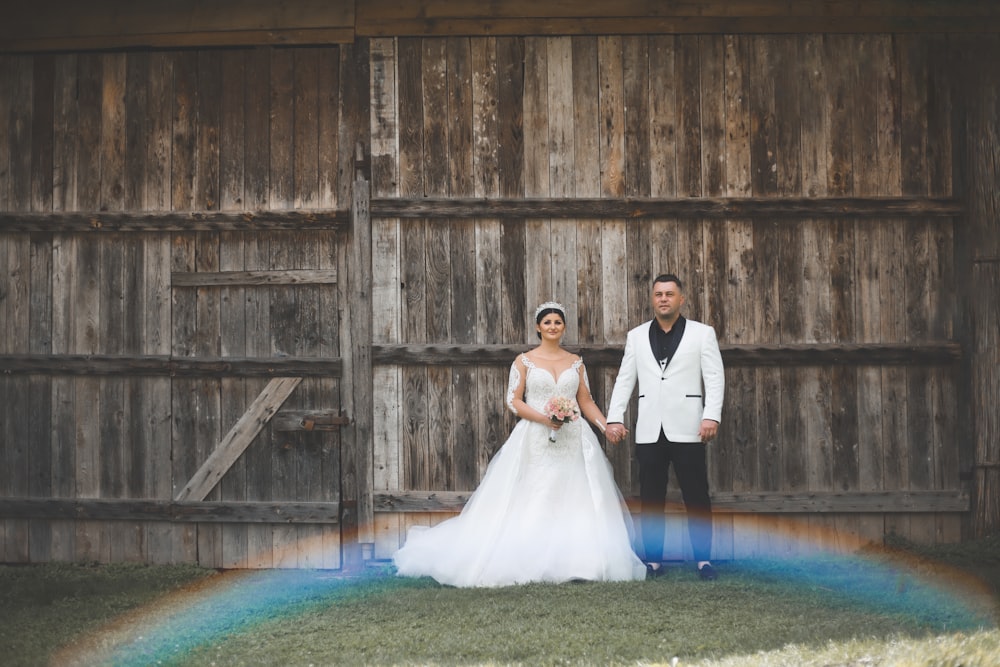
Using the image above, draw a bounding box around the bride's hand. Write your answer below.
[605,423,628,443]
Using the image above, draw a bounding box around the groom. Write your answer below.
[605,274,725,580]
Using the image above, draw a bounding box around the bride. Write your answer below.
[393,301,647,586]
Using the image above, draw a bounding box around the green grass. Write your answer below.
[2,537,999,666]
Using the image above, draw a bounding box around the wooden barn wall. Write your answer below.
[366,34,963,561]
[0,47,362,568]
[0,32,988,568]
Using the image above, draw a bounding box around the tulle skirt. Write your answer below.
[393,419,647,587]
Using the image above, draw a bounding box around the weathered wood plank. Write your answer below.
[217,52,251,568]
[176,377,302,502]
[0,209,349,232]
[244,241,275,567]
[49,51,88,560]
[266,47,300,568]
[0,498,341,524]
[468,37,505,502]
[396,36,430,498]
[3,0,356,52]
[172,269,338,286]
[372,490,970,514]
[355,4,1000,38]
[2,57,35,562]
[0,354,343,377]
[272,410,350,432]
[366,195,962,220]
[369,342,962,367]
[339,39,373,566]
[447,36,480,492]
[370,36,402,560]
[423,31,455,491]
[720,35,759,556]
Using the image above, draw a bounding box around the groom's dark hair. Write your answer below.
[652,273,683,290]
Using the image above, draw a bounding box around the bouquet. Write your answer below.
[543,396,580,443]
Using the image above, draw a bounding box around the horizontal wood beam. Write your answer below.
[272,410,351,432]
[0,354,342,378]
[0,209,349,233]
[0,498,341,524]
[357,0,1000,37]
[172,269,339,287]
[371,196,962,220]
[358,16,1000,37]
[3,0,998,53]
[374,490,970,514]
[1,0,355,52]
[0,198,959,233]
[372,343,962,367]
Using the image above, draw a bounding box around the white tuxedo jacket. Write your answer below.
[606,318,724,444]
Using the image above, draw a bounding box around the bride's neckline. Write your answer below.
[522,352,579,381]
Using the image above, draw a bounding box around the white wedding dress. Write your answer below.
[393,355,647,587]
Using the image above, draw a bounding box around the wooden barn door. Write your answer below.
[166,228,346,570]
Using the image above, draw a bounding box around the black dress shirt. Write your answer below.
[649,315,686,371]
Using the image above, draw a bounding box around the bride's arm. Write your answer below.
[506,355,552,426]
[576,362,608,435]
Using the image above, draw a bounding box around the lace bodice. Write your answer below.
[522,355,581,411]
[506,354,587,415]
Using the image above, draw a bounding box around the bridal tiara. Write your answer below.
[534,301,566,319]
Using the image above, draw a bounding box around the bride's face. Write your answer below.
[536,313,566,341]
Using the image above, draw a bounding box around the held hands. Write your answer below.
[604,423,629,444]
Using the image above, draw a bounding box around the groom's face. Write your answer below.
[651,280,684,320]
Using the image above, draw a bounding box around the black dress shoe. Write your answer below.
[645,563,664,579]
[698,563,717,581]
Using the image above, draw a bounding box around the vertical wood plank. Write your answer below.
[497,37,526,345]
[698,33,733,560]
[547,36,577,347]
[420,38,455,494]
[217,48,249,569]
[396,37,429,501]
[267,47,299,567]
[370,36,402,557]
[721,34,759,557]
[2,55,32,562]
[316,47,343,565]
[447,37,480,493]
[120,50,150,563]
[899,34,937,544]
[240,47,273,568]
[748,37,784,554]
[139,51,176,564]
[339,38,374,564]
[194,50,224,567]
[523,37,552,310]
[291,47,328,567]
[71,53,106,562]
[25,55,54,561]
[471,37,505,487]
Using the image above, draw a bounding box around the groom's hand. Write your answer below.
[699,419,719,442]
[605,423,628,443]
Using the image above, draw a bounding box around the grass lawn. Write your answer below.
[1,537,998,666]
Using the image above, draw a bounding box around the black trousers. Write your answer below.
[636,430,712,563]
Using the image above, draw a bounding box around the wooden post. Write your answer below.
[340,148,374,570]
[954,35,1000,538]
